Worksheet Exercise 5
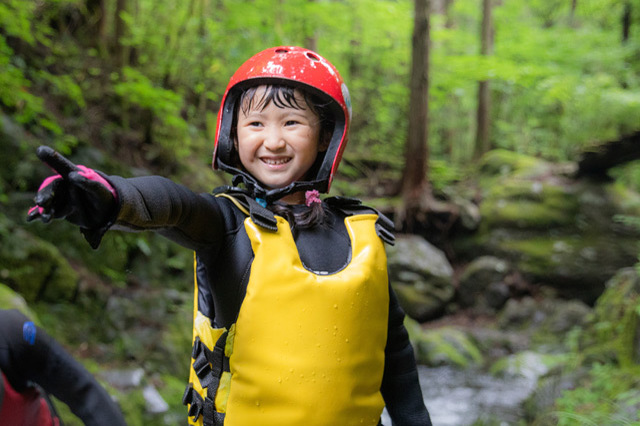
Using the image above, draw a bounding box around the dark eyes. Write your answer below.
[244,119,303,127]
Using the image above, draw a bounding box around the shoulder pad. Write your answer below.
[325,196,395,245]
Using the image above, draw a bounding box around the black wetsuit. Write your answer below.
[108,175,432,426]
[0,309,127,426]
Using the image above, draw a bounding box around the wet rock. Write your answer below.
[579,267,640,365]
[405,318,483,368]
[498,296,591,351]
[143,384,169,414]
[454,149,640,305]
[458,256,511,312]
[100,368,145,389]
[0,214,78,302]
[387,235,455,321]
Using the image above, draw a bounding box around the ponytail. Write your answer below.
[267,193,328,234]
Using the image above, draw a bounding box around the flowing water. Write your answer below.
[382,364,539,425]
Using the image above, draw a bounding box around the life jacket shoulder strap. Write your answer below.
[213,186,278,231]
[325,196,395,245]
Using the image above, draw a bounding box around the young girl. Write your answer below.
[28,46,432,426]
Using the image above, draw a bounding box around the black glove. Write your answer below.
[27,146,118,249]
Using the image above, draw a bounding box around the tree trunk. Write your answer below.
[443,0,454,29]
[85,0,107,52]
[474,0,493,160]
[400,0,431,230]
[113,0,128,68]
[305,0,318,51]
[622,1,631,43]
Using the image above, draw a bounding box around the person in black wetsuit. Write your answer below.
[27,46,432,425]
[0,309,127,425]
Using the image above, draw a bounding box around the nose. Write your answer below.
[263,126,286,151]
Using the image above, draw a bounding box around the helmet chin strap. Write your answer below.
[229,170,327,204]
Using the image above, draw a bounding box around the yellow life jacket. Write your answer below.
[185,199,390,426]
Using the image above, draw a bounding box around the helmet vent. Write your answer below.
[275,48,289,54]
[305,52,320,62]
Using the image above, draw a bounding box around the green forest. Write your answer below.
[1,0,640,425]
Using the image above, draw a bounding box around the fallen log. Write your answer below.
[576,131,640,179]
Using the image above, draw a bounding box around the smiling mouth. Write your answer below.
[261,157,291,165]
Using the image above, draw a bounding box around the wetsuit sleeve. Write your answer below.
[381,285,433,426]
[107,175,225,250]
[0,309,127,426]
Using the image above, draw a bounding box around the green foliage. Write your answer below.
[553,364,640,425]
[112,67,190,157]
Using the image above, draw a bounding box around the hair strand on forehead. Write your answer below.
[240,85,308,115]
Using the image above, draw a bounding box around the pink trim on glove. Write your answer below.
[28,205,44,215]
[77,165,118,200]
[38,175,61,191]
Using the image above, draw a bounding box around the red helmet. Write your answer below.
[212,46,351,201]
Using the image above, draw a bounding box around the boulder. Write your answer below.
[458,256,511,312]
[499,296,591,351]
[0,213,78,302]
[0,283,40,321]
[386,235,455,321]
[454,149,640,304]
[405,318,483,368]
[579,267,640,366]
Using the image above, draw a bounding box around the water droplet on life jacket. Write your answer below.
[333,304,338,309]
[255,401,260,406]
[277,377,282,383]
[345,338,349,343]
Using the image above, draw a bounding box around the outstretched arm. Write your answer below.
[0,309,127,426]
[28,146,225,250]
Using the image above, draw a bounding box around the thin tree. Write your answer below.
[622,1,632,43]
[400,0,431,230]
[305,0,318,52]
[85,0,107,53]
[113,0,128,68]
[474,0,493,160]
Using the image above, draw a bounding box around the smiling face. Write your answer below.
[235,86,325,199]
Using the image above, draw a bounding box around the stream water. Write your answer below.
[382,364,539,425]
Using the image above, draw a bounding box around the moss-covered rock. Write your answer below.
[579,268,640,366]
[0,282,40,321]
[454,149,640,303]
[478,149,552,179]
[480,180,580,230]
[405,318,483,368]
[0,214,78,302]
[498,297,591,352]
[387,235,455,321]
[457,256,511,311]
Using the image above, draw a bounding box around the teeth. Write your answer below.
[262,158,290,165]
